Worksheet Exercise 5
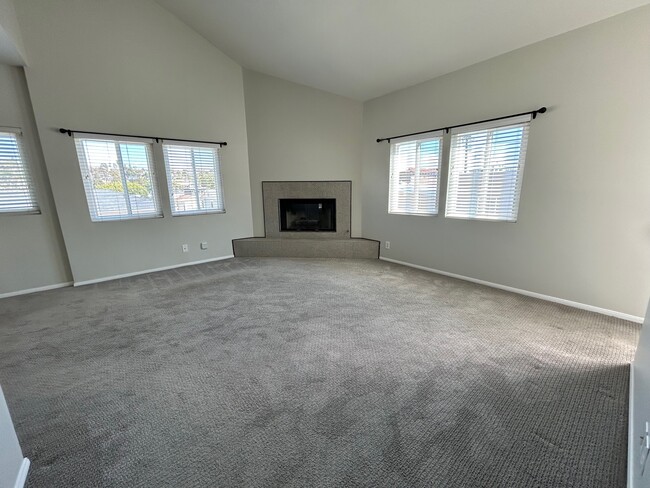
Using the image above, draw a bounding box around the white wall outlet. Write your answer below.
[200,241,208,250]
[182,244,189,253]
[385,241,391,249]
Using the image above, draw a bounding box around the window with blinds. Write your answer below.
[0,128,39,214]
[74,136,162,222]
[162,142,225,216]
[388,133,443,216]
[446,115,530,222]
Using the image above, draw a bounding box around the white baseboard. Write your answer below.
[14,458,30,488]
[628,364,635,488]
[74,255,235,287]
[379,256,644,323]
[0,282,73,300]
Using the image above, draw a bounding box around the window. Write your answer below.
[162,142,225,216]
[446,115,530,222]
[74,136,162,221]
[0,128,39,214]
[388,132,443,216]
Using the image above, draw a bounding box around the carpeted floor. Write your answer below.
[0,258,639,487]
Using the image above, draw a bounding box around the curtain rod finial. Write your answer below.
[538,107,547,114]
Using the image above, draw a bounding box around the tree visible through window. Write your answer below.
[0,129,39,214]
[163,143,225,216]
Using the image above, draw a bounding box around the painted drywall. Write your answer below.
[243,70,363,236]
[0,0,26,65]
[631,300,650,487]
[0,385,26,488]
[361,6,650,318]
[14,0,253,284]
[0,64,71,295]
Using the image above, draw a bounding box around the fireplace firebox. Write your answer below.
[279,198,336,232]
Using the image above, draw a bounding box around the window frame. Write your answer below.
[73,134,163,222]
[388,131,443,217]
[444,115,531,223]
[0,127,40,216]
[162,141,226,217]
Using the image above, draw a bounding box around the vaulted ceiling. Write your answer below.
[156,0,650,101]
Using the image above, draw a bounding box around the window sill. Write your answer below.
[90,213,164,223]
[171,210,226,217]
[388,211,438,217]
[0,209,42,216]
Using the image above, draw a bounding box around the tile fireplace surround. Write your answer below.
[233,181,379,258]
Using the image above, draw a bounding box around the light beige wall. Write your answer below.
[361,6,650,317]
[0,64,71,294]
[14,0,253,283]
[0,0,26,65]
[243,70,363,236]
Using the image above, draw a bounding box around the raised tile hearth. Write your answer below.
[233,181,379,259]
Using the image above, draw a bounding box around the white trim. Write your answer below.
[73,132,154,144]
[0,126,22,135]
[628,363,635,488]
[0,282,73,299]
[391,130,444,143]
[379,256,644,323]
[13,458,29,488]
[73,255,234,286]
[162,140,222,149]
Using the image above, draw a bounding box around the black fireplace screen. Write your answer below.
[279,198,336,232]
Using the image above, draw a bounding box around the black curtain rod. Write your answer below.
[376,107,547,143]
[58,128,227,147]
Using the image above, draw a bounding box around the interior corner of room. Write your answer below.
[1,0,650,487]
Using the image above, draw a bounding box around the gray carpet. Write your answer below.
[0,258,639,487]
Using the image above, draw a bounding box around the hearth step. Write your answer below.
[232,238,379,259]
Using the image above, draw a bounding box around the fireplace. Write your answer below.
[279,198,336,232]
[233,181,379,258]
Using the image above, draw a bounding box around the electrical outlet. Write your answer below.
[385,241,391,249]
[182,244,189,253]
[200,241,208,250]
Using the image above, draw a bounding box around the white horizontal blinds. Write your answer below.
[388,132,443,216]
[0,129,39,214]
[162,143,225,215]
[74,137,162,221]
[446,115,531,222]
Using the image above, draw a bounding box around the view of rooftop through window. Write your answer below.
[446,121,529,222]
[388,134,442,216]
[74,138,161,221]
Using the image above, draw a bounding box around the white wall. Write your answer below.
[361,6,650,318]
[0,385,27,488]
[243,70,363,236]
[14,0,253,283]
[631,301,650,486]
[0,64,71,295]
